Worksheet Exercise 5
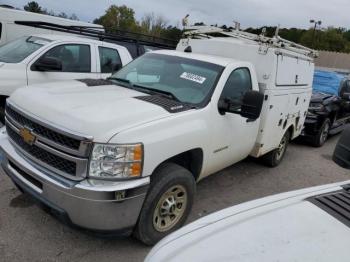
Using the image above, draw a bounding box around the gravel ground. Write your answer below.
[0,135,349,262]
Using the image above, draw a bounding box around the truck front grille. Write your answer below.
[6,106,81,150]
[4,103,91,180]
[7,127,77,175]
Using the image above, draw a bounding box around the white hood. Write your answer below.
[147,181,350,262]
[9,80,172,142]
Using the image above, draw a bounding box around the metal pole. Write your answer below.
[312,22,317,49]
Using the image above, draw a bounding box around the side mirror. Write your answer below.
[339,79,350,101]
[218,90,264,120]
[33,57,62,72]
[333,126,350,169]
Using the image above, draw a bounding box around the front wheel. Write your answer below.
[311,118,330,147]
[134,163,196,245]
[262,131,290,167]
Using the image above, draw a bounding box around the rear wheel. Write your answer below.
[262,131,290,167]
[311,118,330,147]
[134,163,195,245]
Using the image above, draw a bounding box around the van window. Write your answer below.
[0,36,51,63]
[0,23,2,41]
[220,68,252,107]
[98,47,122,73]
[39,44,91,73]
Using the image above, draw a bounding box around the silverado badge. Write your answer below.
[19,127,36,145]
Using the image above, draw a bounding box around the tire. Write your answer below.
[311,118,330,147]
[134,163,196,245]
[262,131,290,167]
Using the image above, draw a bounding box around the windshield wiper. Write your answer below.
[108,78,181,102]
[108,77,135,89]
[133,84,181,102]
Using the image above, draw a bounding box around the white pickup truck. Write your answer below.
[0,26,315,245]
[0,34,132,117]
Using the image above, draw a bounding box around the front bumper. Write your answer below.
[0,134,150,235]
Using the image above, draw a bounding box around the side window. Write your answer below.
[99,47,122,74]
[0,23,2,41]
[220,68,252,105]
[37,44,91,72]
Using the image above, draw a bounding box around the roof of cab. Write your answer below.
[152,50,241,67]
[28,34,127,49]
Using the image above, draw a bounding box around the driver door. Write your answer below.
[207,67,261,175]
[27,43,98,85]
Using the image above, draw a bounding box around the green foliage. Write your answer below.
[24,1,43,13]
[93,5,138,33]
[246,26,350,53]
[23,1,79,20]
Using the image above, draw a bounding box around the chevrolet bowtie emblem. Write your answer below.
[19,127,36,145]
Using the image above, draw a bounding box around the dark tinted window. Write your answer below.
[0,23,2,40]
[99,47,122,73]
[220,68,252,105]
[39,44,91,72]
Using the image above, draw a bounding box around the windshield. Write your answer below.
[111,53,223,104]
[0,36,52,63]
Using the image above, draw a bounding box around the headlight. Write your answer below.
[89,143,143,180]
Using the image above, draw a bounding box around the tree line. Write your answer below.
[20,1,350,52]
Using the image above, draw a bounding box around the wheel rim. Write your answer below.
[276,135,287,161]
[153,185,187,232]
[320,122,330,144]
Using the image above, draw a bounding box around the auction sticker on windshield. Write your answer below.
[180,72,206,84]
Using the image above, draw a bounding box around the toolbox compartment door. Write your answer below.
[275,54,313,87]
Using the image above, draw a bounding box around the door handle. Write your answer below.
[246,119,256,123]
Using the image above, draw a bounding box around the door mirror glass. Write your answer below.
[34,57,62,71]
[333,126,350,169]
[240,90,264,119]
[218,90,264,120]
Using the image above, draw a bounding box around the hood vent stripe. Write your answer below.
[308,188,350,228]
[134,95,192,113]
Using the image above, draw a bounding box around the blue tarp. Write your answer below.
[312,70,345,95]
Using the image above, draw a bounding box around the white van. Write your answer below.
[0,6,103,46]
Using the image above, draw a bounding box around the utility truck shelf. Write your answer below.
[0,24,315,245]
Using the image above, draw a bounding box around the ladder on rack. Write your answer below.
[183,25,318,58]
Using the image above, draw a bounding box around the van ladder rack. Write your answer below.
[183,25,318,58]
[14,21,177,49]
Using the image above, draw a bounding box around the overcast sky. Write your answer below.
[3,0,349,29]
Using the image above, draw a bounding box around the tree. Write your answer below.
[94,5,138,33]
[140,13,168,36]
[24,1,44,13]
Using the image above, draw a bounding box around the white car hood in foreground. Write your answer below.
[146,181,350,262]
[9,80,172,142]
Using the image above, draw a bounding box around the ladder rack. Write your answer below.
[183,25,318,58]
[15,21,177,49]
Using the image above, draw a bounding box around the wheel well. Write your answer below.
[158,149,203,181]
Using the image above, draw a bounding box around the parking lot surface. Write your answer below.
[0,135,349,262]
